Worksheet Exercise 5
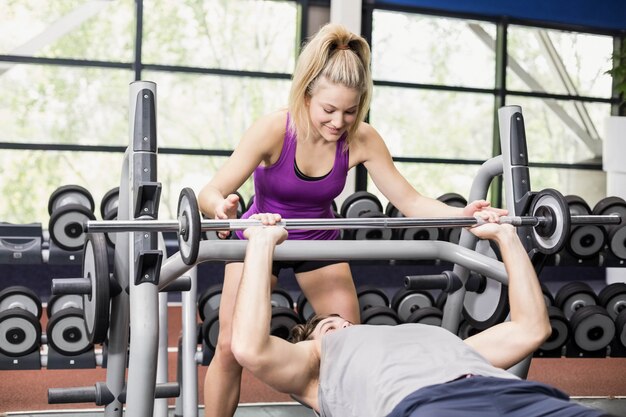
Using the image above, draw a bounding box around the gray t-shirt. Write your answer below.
[318,324,518,417]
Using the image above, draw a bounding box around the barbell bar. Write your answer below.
[84,187,622,265]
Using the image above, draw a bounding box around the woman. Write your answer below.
[197,23,505,416]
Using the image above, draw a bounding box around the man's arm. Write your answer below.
[231,226,317,395]
[463,223,552,369]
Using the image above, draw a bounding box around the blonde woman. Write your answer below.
[198,23,505,416]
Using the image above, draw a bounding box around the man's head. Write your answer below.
[290,313,353,343]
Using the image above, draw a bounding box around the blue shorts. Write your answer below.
[387,376,609,417]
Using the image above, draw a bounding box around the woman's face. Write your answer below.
[307,77,360,142]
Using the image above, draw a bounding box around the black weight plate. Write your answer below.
[565,195,591,216]
[270,307,301,340]
[353,212,393,241]
[540,306,570,352]
[100,187,120,220]
[554,281,597,320]
[360,306,400,325]
[340,191,383,219]
[177,187,201,265]
[0,309,41,356]
[541,283,555,307]
[46,294,82,318]
[0,285,43,319]
[592,196,626,229]
[82,233,110,345]
[357,286,389,313]
[271,288,294,309]
[608,225,626,259]
[437,192,467,207]
[616,309,626,348]
[566,225,606,259]
[457,320,482,339]
[49,204,96,251]
[296,293,315,323]
[47,307,92,356]
[570,305,615,352]
[201,309,220,351]
[48,184,95,215]
[529,188,570,255]
[597,283,626,320]
[390,288,434,322]
[399,227,440,241]
[385,202,402,218]
[103,207,118,247]
[197,284,223,322]
[405,306,443,326]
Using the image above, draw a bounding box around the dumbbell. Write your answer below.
[457,320,482,340]
[198,285,223,355]
[341,192,392,241]
[535,306,570,357]
[554,281,597,320]
[405,306,443,326]
[562,195,606,260]
[48,185,96,252]
[100,187,119,247]
[46,295,94,358]
[598,282,626,321]
[611,309,626,357]
[437,193,467,244]
[567,304,615,357]
[384,202,440,241]
[592,197,626,262]
[296,293,315,324]
[0,286,42,358]
[270,287,301,340]
[390,287,434,323]
[357,286,399,324]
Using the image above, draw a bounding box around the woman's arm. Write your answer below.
[464,223,552,369]
[231,226,318,395]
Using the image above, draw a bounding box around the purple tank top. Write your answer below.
[236,115,349,240]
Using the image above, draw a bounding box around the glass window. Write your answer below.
[507,26,613,98]
[371,10,497,89]
[143,71,291,149]
[504,96,609,164]
[370,87,495,160]
[0,0,135,62]
[0,64,133,145]
[529,167,606,209]
[142,0,298,73]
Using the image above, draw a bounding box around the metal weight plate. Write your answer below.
[565,195,591,216]
[437,193,467,243]
[405,306,443,326]
[100,187,120,219]
[46,294,82,318]
[539,306,570,352]
[353,212,393,241]
[597,283,626,320]
[82,233,110,344]
[554,281,597,320]
[592,196,626,229]
[296,293,315,323]
[608,225,626,259]
[616,309,626,348]
[529,188,570,255]
[197,284,223,322]
[201,309,220,351]
[177,187,201,265]
[361,306,401,325]
[0,309,41,356]
[340,191,383,219]
[391,288,434,322]
[462,239,509,330]
[270,307,301,340]
[271,288,294,309]
[47,307,92,356]
[457,320,481,339]
[566,225,606,259]
[357,286,389,314]
[48,184,95,215]
[0,285,43,319]
[49,204,96,251]
[569,305,615,352]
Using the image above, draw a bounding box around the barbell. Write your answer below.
[84,187,621,265]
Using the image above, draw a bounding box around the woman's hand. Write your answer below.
[215,194,242,239]
[462,200,508,223]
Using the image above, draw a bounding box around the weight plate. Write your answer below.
[565,195,591,216]
[554,281,597,320]
[400,227,440,241]
[541,283,554,307]
[201,309,220,351]
[608,226,626,259]
[457,320,481,339]
[597,283,626,320]
[384,202,402,218]
[353,212,393,241]
[198,284,223,322]
[49,204,96,251]
[48,184,95,215]
[592,196,626,229]
[566,225,606,259]
[103,207,118,247]
[296,293,315,323]
[47,307,92,356]
[270,307,301,340]
[82,233,110,345]
[530,188,570,255]
[340,191,383,219]
[271,288,294,309]
[360,306,400,325]
[405,306,443,326]
[357,286,389,313]
[616,309,626,348]
[540,306,570,352]
[391,288,434,322]
[0,285,43,319]
[100,187,120,220]
[0,309,41,356]
[46,294,82,318]
[177,187,201,265]
[436,193,467,207]
[570,305,615,352]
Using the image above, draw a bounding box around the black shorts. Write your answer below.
[226,231,346,277]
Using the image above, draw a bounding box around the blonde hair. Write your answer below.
[288,23,372,148]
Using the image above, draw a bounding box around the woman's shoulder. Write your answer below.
[349,121,386,159]
[254,109,288,136]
